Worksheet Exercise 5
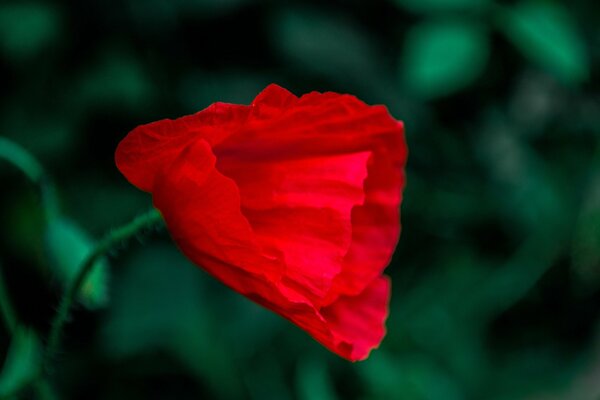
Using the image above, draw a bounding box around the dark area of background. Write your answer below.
[1,0,599,399]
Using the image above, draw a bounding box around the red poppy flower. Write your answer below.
[115,84,407,361]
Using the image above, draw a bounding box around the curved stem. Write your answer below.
[0,264,57,400]
[44,208,164,369]
[0,137,59,221]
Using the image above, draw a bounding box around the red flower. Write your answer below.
[115,84,407,361]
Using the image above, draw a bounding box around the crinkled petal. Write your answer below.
[151,138,392,361]
[283,275,391,361]
[214,99,398,162]
[216,152,370,305]
[214,88,406,304]
[152,139,282,282]
[116,84,406,361]
[327,125,406,303]
[116,102,250,192]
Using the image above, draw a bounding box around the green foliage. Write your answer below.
[296,358,338,400]
[74,51,156,112]
[358,353,466,400]
[0,327,41,398]
[44,218,109,309]
[102,245,243,399]
[0,137,43,183]
[0,2,60,62]
[498,1,589,84]
[401,19,489,99]
[271,6,381,88]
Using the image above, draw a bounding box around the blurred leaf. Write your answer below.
[485,345,578,400]
[102,244,243,399]
[178,71,274,113]
[391,0,490,13]
[0,105,76,161]
[498,1,589,84]
[44,218,109,309]
[270,6,413,121]
[271,7,380,85]
[64,177,151,233]
[469,229,564,317]
[0,327,42,398]
[1,191,45,265]
[73,50,156,112]
[0,136,43,183]
[244,356,293,400]
[525,334,600,400]
[296,357,337,400]
[103,245,202,355]
[357,352,402,398]
[473,117,570,311]
[219,289,284,360]
[0,2,60,62]
[508,72,563,137]
[401,20,489,99]
[477,116,568,233]
[358,352,466,400]
[393,250,489,386]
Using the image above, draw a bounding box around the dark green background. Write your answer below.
[1,0,600,399]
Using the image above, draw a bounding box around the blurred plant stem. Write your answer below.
[0,136,59,221]
[44,208,164,370]
[1,136,165,395]
[0,264,57,400]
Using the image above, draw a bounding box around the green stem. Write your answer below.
[0,139,63,398]
[0,136,59,221]
[0,264,57,400]
[44,208,164,369]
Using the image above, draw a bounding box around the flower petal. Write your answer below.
[152,138,282,283]
[214,97,399,161]
[283,275,391,361]
[250,83,298,119]
[117,84,406,361]
[320,275,391,361]
[214,89,406,303]
[216,152,370,304]
[328,126,407,302]
[151,137,391,361]
[115,102,250,192]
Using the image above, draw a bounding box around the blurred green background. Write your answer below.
[1,0,600,399]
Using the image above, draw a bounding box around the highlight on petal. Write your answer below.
[115,84,407,361]
[217,151,371,305]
